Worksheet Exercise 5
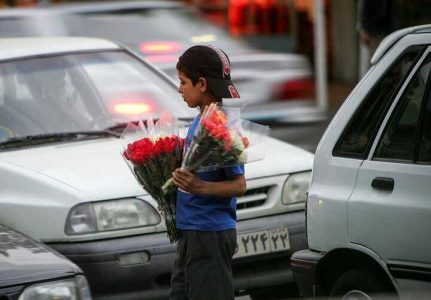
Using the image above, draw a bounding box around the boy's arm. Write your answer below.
[172,168,246,198]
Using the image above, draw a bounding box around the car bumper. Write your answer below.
[290,249,325,298]
[48,212,306,300]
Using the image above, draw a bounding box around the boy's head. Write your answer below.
[176,45,240,99]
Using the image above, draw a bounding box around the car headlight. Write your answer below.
[281,171,311,205]
[19,275,91,300]
[65,198,161,235]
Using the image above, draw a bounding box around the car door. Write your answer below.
[307,45,425,251]
[348,48,431,266]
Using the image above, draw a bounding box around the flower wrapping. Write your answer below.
[163,103,269,191]
[122,113,185,243]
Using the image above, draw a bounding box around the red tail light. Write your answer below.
[274,78,315,101]
[113,103,152,115]
[110,96,156,116]
[145,55,178,64]
[139,41,182,55]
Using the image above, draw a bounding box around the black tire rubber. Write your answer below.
[329,268,394,300]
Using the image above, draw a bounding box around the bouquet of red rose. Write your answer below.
[162,103,269,192]
[122,113,185,243]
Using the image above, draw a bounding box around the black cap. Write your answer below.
[178,45,240,99]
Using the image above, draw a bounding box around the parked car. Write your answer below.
[291,25,431,299]
[0,36,313,299]
[0,223,91,299]
[0,1,325,125]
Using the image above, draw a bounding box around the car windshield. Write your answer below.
[0,50,192,142]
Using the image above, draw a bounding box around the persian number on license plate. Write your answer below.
[233,226,290,258]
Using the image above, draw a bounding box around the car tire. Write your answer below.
[329,268,394,300]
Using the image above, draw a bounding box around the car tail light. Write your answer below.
[273,78,315,101]
[145,55,178,64]
[139,41,182,55]
[110,96,156,116]
[114,102,153,115]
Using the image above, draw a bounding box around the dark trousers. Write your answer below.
[170,230,237,300]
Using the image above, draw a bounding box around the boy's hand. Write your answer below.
[172,168,204,194]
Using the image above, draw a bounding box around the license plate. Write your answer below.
[233,226,290,258]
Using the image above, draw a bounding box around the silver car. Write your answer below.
[292,25,431,300]
[0,36,313,299]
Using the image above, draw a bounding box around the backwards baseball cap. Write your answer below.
[178,45,240,99]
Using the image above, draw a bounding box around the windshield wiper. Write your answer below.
[0,130,120,150]
[105,122,134,132]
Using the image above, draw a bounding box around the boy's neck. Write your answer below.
[199,98,222,113]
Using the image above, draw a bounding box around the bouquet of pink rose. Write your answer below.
[162,103,269,192]
[122,113,185,243]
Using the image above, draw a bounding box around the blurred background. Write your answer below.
[1,0,430,152]
[1,2,431,300]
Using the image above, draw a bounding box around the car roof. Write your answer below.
[371,24,431,65]
[0,37,120,60]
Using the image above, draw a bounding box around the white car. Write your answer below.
[292,25,431,299]
[0,37,314,299]
[0,0,326,124]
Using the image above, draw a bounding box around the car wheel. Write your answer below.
[329,268,394,300]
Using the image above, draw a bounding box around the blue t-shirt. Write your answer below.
[176,116,245,231]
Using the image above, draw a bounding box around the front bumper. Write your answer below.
[290,249,325,298]
[48,211,306,300]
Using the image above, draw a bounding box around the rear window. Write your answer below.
[418,89,431,163]
[374,54,431,162]
[333,45,426,159]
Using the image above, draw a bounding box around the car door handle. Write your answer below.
[371,177,394,191]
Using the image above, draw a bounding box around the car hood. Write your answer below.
[0,136,313,202]
[0,225,80,287]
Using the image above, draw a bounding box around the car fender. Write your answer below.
[316,244,400,295]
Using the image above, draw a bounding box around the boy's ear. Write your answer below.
[198,77,208,92]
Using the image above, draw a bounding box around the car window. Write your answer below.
[14,58,93,123]
[418,84,431,163]
[0,75,10,141]
[0,51,189,141]
[374,54,431,162]
[0,73,4,106]
[333,45,425,159]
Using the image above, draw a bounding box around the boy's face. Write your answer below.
[177,70,204,109]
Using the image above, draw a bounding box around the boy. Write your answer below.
[170,45,246,300]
